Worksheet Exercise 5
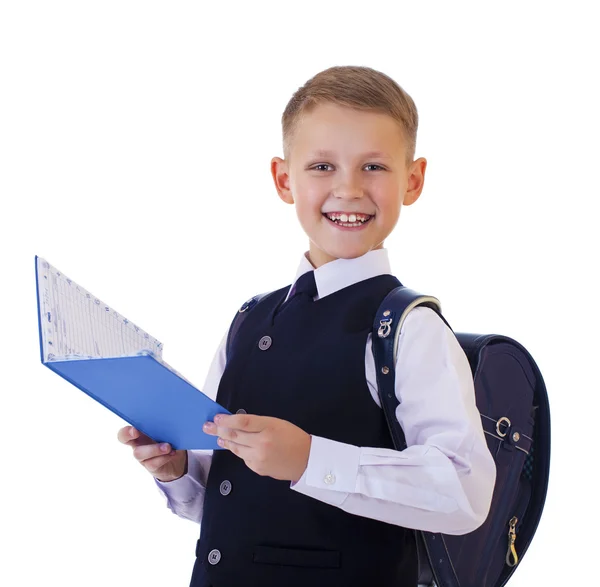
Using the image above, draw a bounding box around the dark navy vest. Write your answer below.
[191,274,418,587]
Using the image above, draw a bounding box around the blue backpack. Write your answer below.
[226,285,551,587]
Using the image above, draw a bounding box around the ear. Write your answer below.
[403,157,427,206]
[271,157,294,205]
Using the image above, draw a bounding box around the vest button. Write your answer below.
[208,549,221,565]
[236,408,247,414]
[220,480,232,496]
[258,335,272,350]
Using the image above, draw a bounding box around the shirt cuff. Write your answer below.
[291,436,360,506]
[154,450,206,503]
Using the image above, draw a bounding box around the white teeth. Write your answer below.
[324,212,372,228]
[325,212,371,223]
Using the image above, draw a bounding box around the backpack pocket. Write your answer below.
[442,340,536,587]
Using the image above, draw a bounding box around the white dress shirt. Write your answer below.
[154,248,496,535]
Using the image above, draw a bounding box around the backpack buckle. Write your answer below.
[378,310,393,338]
[239,297,257,313]
[496,416,511,438]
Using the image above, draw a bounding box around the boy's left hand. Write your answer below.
[203,413,311,482]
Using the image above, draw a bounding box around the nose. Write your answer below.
[332,171,365,200]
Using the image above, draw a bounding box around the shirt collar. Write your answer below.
[286,248,392,301]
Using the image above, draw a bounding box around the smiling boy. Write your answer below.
[275,100,423,267]
[123,65,496,587]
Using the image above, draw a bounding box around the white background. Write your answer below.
[1,1,598,585]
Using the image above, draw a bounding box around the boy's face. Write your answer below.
[271,102,427,268]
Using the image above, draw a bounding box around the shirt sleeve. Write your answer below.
[291,306,497,535]
[153,329,228,523]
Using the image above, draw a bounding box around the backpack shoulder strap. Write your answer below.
[372,286,459,587]
[372,286,445,448]
[225,291,276,361]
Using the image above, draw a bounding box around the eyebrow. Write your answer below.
[308,149,393,160]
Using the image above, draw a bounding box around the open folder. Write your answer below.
[35,256,229,450]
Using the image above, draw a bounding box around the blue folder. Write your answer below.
[35,255,229,450]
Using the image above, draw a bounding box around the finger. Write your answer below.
[204,423,254,447]
[213,413,265,432]
[203,422,254,447]
[117,426,136,444]
[217,439,267,476]
[118,426,154,448]
[133,442,175,463]
[140,453,179,474]
[217,437,252,459]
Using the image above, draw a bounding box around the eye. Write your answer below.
[310,164,385,172]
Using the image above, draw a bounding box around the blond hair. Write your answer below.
[281,65,419,167]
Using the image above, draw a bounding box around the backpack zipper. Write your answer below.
[506,516,519,567]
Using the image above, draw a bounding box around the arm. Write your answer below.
[291,306,497,535]
[153,329,228,523]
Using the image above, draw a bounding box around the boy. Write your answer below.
[119,65,496,587]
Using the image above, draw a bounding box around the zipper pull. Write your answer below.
[506,516,519,567]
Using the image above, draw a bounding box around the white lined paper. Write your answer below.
[35,256,199,388]
[36,257,164,363]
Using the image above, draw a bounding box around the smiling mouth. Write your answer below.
[322,212,374,229]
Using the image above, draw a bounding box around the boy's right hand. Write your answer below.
[117,425,188,483]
